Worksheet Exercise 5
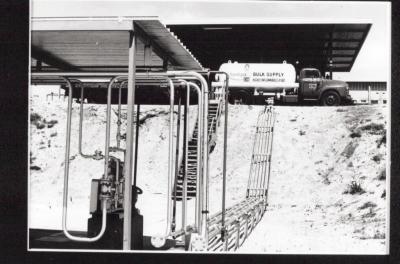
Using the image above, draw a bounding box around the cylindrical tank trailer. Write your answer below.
[214,61,352,106]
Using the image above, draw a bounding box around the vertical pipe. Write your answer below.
[220,73,229,246]
[201,77,209,239]
[123,29,137,250]
[166,78,175,236]
[188,82,202,232]
[172,97,181,232]
[133,104,140,187]
[61,77,108,242]
[116,83,123,149]
[182,81,190,233]
[78,86,85,156]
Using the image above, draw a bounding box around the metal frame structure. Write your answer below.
[30,16,279,252]
[31,71,212,250]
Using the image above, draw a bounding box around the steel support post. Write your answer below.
[123,29,137,251]
[133,104,140,187]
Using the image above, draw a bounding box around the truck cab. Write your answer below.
[299,68,352,106]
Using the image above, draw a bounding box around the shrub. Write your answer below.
[349,131,361,138]
[372,154,382,163]
[377,135,386,148]
[30,112,41,122]
[378,169,386,180]
[344,181,365,195]
[47,120,58,128]
[359,122,385,135]
[358,201,377,210]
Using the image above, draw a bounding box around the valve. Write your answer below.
[93,150,104,160]
[99,176,113,200]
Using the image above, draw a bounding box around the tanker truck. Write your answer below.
[213,61,352,106]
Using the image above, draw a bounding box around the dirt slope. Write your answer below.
[237,105,387,254]
[30,86,387,253]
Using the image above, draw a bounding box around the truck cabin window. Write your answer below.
[304,70,320,79]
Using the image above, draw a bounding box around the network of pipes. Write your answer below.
[35,69,277,251]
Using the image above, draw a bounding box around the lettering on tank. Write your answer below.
[252,72,285,82]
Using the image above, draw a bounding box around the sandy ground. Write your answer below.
[237,105,388,254]
[29,86,387,253]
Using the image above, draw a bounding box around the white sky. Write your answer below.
[32,0,391,81]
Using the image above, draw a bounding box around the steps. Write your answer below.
[172,100,222,201]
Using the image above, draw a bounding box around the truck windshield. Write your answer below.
[304,70,320,78]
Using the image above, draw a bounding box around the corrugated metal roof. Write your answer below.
[31,17,203,73]
[168,24,371,72]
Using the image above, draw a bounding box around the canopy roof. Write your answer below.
[31,17,203,73]
[168,23,371,72]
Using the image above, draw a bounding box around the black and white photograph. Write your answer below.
[28,0,391,254]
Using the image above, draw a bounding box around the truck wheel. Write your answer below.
[321,91,341,106]
[236,90,252,105]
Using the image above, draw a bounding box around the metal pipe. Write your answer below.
[177,72,209,239]
[209,71,229,246]
[78,85,104,160]
[116,81,125,149]
[178,80,190,234]
[123,30,137,250]
[172,97,182,232]
[166,78,175,237]
[61,77,111,242]
[188,82,203,232]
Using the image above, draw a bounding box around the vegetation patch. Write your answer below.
[30,165,41,171]
[378,169,386,180]
[358,201,377,210]
[358,122,385,135]
[377,134,386,148]
[349,131,361,138]
[372,154,382,163]
[343,181,365,195]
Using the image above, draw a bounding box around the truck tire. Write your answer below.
[321,91,341,106]
[235,90,252,105]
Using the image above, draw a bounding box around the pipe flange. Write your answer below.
[189,234,207,251]
[151,236,166,248]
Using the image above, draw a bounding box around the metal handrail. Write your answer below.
[168,71,209,240]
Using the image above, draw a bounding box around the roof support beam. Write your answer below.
[133,22,179,68]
